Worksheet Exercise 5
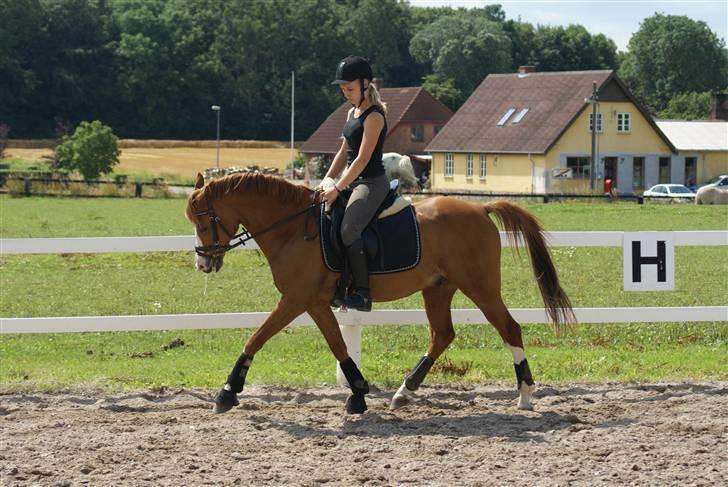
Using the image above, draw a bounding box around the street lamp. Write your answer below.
[584,82,599,193]
[211,105,221,169]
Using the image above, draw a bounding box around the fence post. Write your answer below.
[135,183,143,198]
[24,178,32,196]
[335,324,363,387]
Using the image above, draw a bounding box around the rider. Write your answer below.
[321,55,389,312]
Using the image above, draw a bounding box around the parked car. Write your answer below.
[698,174,728,191]
[643,184,696,199]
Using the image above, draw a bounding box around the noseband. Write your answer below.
[193,200,319,259]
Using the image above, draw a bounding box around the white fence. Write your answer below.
[3,231,726,384]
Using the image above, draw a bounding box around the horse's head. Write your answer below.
[185,173,239,273]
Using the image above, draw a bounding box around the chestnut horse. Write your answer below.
[186,172,575,414]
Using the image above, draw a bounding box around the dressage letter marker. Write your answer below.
[623,232,674,291]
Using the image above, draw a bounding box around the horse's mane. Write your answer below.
[201,173,312,206]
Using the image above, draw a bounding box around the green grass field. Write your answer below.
[1,196,726,392]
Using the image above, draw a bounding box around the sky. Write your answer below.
[409,0,727,51]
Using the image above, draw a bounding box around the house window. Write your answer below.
[617,112,631,132]
[410,125,424,142]
[566,157,590,179]
[659,157,671,183]
[633,157,644,190]
[479,154,486,179]
[444,153,454,177]
[466,154,473,178]
[511,108,529,124]
[588,112,603,132]
[496,108,516,127]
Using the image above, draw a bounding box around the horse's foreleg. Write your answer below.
[391,283,456,410]
[213,298,304,414]
[308,305,369,414]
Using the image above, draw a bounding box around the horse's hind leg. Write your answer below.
[466,291,535,410]
[390,282,457,410]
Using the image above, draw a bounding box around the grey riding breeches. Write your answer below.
[340,174,390,247]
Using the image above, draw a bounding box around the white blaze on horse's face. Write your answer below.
[193,232,225,273]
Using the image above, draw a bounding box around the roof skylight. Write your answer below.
[511,108,529,124]
[496,108,516,127]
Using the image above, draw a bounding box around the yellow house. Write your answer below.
[426,68,680,194]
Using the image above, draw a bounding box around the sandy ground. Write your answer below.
[1,382,726,486]
[5,147,294,176]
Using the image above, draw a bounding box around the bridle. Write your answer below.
[193,194,320,259]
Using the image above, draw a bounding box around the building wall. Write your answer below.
[700,151,728,180]
[546,101,674,193]
[431,152,547,192]
[384,122,444,155]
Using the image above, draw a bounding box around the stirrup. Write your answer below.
[343,288,371,312]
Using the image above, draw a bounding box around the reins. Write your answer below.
[194,190,321,258]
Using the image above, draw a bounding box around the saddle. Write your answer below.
[320,179,421,275]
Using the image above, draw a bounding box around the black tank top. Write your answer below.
[342,105,387,179]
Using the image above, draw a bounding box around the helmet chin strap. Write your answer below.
[356,79,368,108]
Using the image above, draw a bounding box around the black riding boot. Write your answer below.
[343,238,371,312]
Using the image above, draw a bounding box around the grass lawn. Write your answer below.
[1,197,726,391]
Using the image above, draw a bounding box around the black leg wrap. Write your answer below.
[514,358,535,389]
[339,358,369,395]
[405,355,434,391]
[226,353,254,394]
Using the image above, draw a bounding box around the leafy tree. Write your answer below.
[619,14,727,112]
[534,24,617,72]
[503,20,538,71]
[55,120,120,179]
[658,92,712,120]
[421,74,464,111]
[410,13,512,95]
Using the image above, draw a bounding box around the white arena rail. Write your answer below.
[2,230,727,254]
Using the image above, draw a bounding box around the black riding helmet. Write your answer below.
[331,55,373,107]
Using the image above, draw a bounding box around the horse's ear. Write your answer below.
[194,173,205,189]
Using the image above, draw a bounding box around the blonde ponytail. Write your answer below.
[367,83,387,116]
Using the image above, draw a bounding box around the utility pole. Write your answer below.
[290,71,295,178]
[211,105,221,169]
[589,82,598,193]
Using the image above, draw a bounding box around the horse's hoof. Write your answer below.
[345,393,367,414]
[517,401,534,411]
[389,393,411,410]
[212,388,239,414]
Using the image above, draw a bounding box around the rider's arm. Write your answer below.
[337,112,384,189]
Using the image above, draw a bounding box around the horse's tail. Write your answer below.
[484,201,576,331]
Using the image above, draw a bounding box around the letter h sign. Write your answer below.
[623,233,674,291]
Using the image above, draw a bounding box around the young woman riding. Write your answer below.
[320,56,389,312]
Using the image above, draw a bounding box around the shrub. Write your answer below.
[55,121,120,180]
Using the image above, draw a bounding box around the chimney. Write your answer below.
[710,93,728,121]
[518,65,537,75]
[372,77,384,90]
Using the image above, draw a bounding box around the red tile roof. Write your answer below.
[301,87,453,154]
[427,70,667,154]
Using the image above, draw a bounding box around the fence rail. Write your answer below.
[2,230,726,254]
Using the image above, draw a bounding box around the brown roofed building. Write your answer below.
[301,86,453,164]
[426,69,684,194]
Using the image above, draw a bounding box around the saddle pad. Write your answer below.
[320,205,421,274]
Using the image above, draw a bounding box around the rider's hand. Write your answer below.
[322,186,340,205]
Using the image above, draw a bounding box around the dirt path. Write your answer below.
[1,382,726,486]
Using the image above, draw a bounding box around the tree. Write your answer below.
[619,14,728,112]
[421,74,465,111]
[410,13,512,95]
[533,25,617,72]
[658,92,712,120]
[55,120,120,179]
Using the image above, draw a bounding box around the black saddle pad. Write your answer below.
[320,204,421,274]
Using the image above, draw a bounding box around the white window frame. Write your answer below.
[617,112,631,133]
[444,153,454,177]
[511,108,529,124]
[479,154,486,179]
[496,108,516,127]
[466,154,473,178]
[588,112,603,132]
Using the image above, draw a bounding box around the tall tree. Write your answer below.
[619,14,727,112]
[658,91,712,120]
[534,24,617,72]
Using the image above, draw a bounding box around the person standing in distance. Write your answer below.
[320,56,389,312]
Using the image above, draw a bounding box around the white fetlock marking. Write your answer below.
[223,383,232,391]
[509,345,526,364]
[390,380,416,409]
[518,382,536,410]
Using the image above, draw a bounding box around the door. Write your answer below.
[604,157,618,191]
